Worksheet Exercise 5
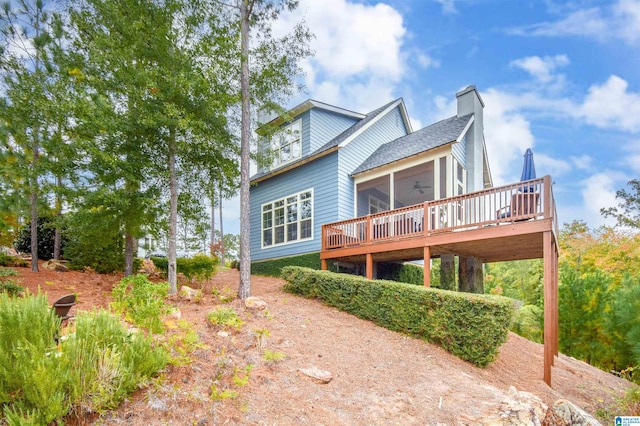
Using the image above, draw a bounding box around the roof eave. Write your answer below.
[337,98,404,148]
[351,140,456,177]
[250,146,340,184]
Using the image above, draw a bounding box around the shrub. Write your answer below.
[0,293,168,423]
[281,266,514,367]
[111,274,170,334]
[64,210,124,273]
[511,304,543,343]
[0,280,23,296]
[151,254,219,284]
[0,252,28,267]
[13,214,66,260]
[207,307,243,329]
[251,252,321,277]
[181,254,219,283]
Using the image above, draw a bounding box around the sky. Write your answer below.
[221,0,640,235]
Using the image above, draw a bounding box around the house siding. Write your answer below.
[309,109,359,153]
[250,152,339,261]
[337,106,409,220]
[452,133,467,169]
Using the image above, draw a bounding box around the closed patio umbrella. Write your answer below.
[520,148,536,182]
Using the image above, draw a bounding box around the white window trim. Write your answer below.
[368,195,389,214]
[271,119,302,168]
[261,188,314,249]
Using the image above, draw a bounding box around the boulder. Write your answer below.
[299,366,333,384]
[542,399,602,426]
[42,260,68,272]
[179,285,201,301]
[244,296,267,310]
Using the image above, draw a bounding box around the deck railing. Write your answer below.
[322,176,556,251]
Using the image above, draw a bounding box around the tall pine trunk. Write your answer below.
[219,181,225,266]
[124,234,135,275]
[238,0,251,299]
[53,175,62,260]
[168,126,178,294]
[210,187,215,255]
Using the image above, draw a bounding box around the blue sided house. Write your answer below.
[250,85,492,264]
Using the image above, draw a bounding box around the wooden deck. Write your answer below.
[320,176,559,386]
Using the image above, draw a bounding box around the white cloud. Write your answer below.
[510,55,569,83]
[579,172,625,227]
[577,76,640,132]
[481,89,535,185]
[535,153,572,177]
[275,0,408,112]
[569,155,594,172]
[435,0,457,15]
[509,0,640,45]
[416,52,440,69]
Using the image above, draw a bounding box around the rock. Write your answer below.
[179,285,201,301]
[2,247,18,256]
[147,393,167,411]
[479,386,547,425]
[298,366,333,384]
[139,259,156,274]
[542,399,602,426]
[244,296,267,310]
[217,331,229,338]
[168,308,181,320]
[42,260,68,272]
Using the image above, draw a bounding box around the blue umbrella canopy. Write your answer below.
[520,148,536,182]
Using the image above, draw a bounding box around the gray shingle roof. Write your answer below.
[311,98,401,155]
[250,98,402,182]
[351,113,473,175]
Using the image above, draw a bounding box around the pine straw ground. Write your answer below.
[13,264,637,425]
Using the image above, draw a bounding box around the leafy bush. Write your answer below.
[13,214,66,260]
[64,209,125,273]
[0,253,27,267]
[181,254,219,283]
[0,280,23,296]
[251,252,321,277]
[281,266,514,367]
[111,274,170,334]
[511,304,543,343]
[377,262,425,285]
[0,293,168,423]
[151,255,219,284]
[207,307,243,329]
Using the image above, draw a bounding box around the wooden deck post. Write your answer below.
[321,259,327,271]
[366,253,373,280]
[423,246,431,287]
[543,230,555,386]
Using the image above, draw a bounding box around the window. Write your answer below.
[271,120,302,167]
[368,195,389,214]
[262,189,313,248]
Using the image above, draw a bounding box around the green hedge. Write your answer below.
[151,254,219,283]
[281,266,514,367]
[251,252,321,277]
[377,262,424,285]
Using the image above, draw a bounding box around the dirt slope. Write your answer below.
[13,265,635,425]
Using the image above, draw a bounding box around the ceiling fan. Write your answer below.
[412,181,431,194]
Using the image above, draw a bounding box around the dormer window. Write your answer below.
[271,119,302,167]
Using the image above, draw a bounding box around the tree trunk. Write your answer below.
[237,0,252,299]
[219,181,225,266]
[54,176,62,260]
[210,187,215,255]
[124,233,135,276]
[30,181,38,271]
[168,126,178,294]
